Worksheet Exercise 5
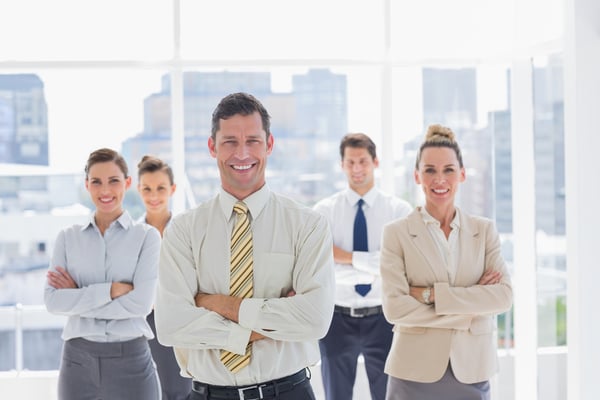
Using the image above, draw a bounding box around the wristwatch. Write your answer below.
[422,287,432,305]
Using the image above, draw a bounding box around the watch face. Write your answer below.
[423,288,431,304]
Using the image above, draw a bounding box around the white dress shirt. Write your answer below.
[44,211,161,342]
[313,187,412,308]
[155,185,335,386]
[420,206,461,284]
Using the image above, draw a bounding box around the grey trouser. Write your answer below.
[386,363,490,400]
[58,337,160,400]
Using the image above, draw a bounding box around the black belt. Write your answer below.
[335,304,383,318]
[192,369,308,399]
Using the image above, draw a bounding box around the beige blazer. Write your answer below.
[380,207,513,384]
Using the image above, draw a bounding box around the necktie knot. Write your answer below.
[233,201,248,215]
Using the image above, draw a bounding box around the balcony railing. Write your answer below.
[0,304,66,372]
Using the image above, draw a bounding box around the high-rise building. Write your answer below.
[491,61,565,235]
[490,109,513,234]
[0,74,48,165]
[533,58,565,235]
[0,74,52,213]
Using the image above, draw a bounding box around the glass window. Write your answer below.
[0,3,569,399]
[532,54,566,349]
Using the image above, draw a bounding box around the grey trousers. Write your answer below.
[385,364,490,400]
[58,337,160,400]
[147,310,192,400]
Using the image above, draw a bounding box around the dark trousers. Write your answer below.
[147,310,192,400]
[58,337,160,400]
[319,310,393,400]
[188,375,316,400]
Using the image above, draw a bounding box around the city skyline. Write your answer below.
[0,64,565,235]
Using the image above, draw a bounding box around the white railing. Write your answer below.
[0,305,567,400]
[0,304,66,372]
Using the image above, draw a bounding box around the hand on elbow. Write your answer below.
[478,269,502,285]
[110,282,134,299]
[409,286,434,305]
[250,331,267,342]
[47,266,78,289]
[195,293,242,323]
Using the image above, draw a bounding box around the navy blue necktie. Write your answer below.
[353,199,371,296]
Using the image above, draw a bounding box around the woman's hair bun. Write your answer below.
[426,124,455,142]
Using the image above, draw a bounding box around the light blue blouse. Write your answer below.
[44,211,161,342]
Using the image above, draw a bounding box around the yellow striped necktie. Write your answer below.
[220,201,253,373]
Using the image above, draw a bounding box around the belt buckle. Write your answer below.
[238,383,266,400]
[350,307,364,318]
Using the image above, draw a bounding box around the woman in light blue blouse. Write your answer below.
[44,148,161,400]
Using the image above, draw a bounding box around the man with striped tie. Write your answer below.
[313,133,412,400]
[155,92,335,400]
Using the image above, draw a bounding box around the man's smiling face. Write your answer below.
[208,111,273,200]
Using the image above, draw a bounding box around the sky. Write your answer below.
[39,70,163,171]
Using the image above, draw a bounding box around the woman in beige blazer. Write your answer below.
[380,124,513,400]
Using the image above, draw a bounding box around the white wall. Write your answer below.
[564,0,600,398]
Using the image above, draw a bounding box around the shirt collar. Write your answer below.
[82,210,133,231]
[219,184,270,221]
[419,206,461,229]
[345,187,377,208]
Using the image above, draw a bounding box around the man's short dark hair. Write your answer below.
[339,133,377,160]
[211,92,271,140]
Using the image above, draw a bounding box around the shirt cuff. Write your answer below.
[433,282,448,306]
[224,322,252,355]
[95,282,114,304]
[238,297,263,330]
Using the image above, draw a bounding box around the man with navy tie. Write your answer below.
[314,133,412,400]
